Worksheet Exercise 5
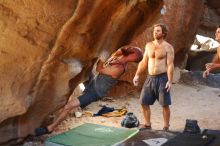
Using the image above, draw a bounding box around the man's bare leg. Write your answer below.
[141,105,151,126]
[47,98,80,132]
[162,105,170,129]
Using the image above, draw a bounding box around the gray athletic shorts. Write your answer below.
[78,74,118,108]
[140,73,171,106]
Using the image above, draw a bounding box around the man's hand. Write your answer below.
[96,59,104,72]
[104,56,118,67]
[203,70,210,78]
[165,81,172,92]
[133,75,140,86]
[205,63,214,70]
[97,59,104,66]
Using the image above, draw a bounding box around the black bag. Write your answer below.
[183,119,201,134]
[121,112,139,128]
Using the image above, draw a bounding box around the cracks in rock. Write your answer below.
[0,4,18,22]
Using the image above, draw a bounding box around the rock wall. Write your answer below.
[1,0,219,144]
[0,0,76,123]
[0,0,77,143]
[163,0,204,66]
[198,0,220,38]
[0,0,163,144]
[132,0,204,67]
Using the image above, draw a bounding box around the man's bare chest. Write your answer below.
[148,48,167,59]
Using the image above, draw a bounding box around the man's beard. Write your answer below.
[155,35,163,40]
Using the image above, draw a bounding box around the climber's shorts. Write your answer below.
[78,74,118,108]
[140,73,171,106]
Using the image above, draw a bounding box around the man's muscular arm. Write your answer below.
[166,44,174,92]
[133,43,149,86]
[206,47,220,71]
[203,47,220,78]
[105,48,124,66]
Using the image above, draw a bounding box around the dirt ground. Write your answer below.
[23,82,220,146]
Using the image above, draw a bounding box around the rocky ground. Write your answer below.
[22,82,220,146]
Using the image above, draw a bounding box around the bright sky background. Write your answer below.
[191,34,219,50]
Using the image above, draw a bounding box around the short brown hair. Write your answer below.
[154,23,168,38]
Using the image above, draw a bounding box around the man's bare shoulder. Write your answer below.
[164,41,173,47]
[164,41,174,51]
[145,42,154,48]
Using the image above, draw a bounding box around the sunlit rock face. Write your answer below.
[0,0,163,144]
[0,0,77,143]
[0,0,76,122]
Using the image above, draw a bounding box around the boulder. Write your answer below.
[0,0,163,144]
[198,0,220,38]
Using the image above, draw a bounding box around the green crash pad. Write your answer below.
[45,123,139,146]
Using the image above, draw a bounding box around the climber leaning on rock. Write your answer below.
[203,25,220,78]
[35,45,143,136]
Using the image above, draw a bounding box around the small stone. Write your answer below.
[75,112,82,118]
[101,119,105,123]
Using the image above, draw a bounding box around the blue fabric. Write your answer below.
[78,74,118,108]
[94,74,118,97]
[93,105,115,116]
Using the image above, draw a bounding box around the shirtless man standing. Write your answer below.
[35,46,143,136]
[203,25,220,78]
[133,24,174,131]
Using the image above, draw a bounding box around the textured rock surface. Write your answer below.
[0,0,220,144]
[0,0,76,122]
[163,0,204,66]
[198,0,220,38]
[0,0,77,143]
[132,0,204,67]
[0,0,163,144]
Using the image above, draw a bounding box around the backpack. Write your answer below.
[183,119,201,134]
[121,112,139,128]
